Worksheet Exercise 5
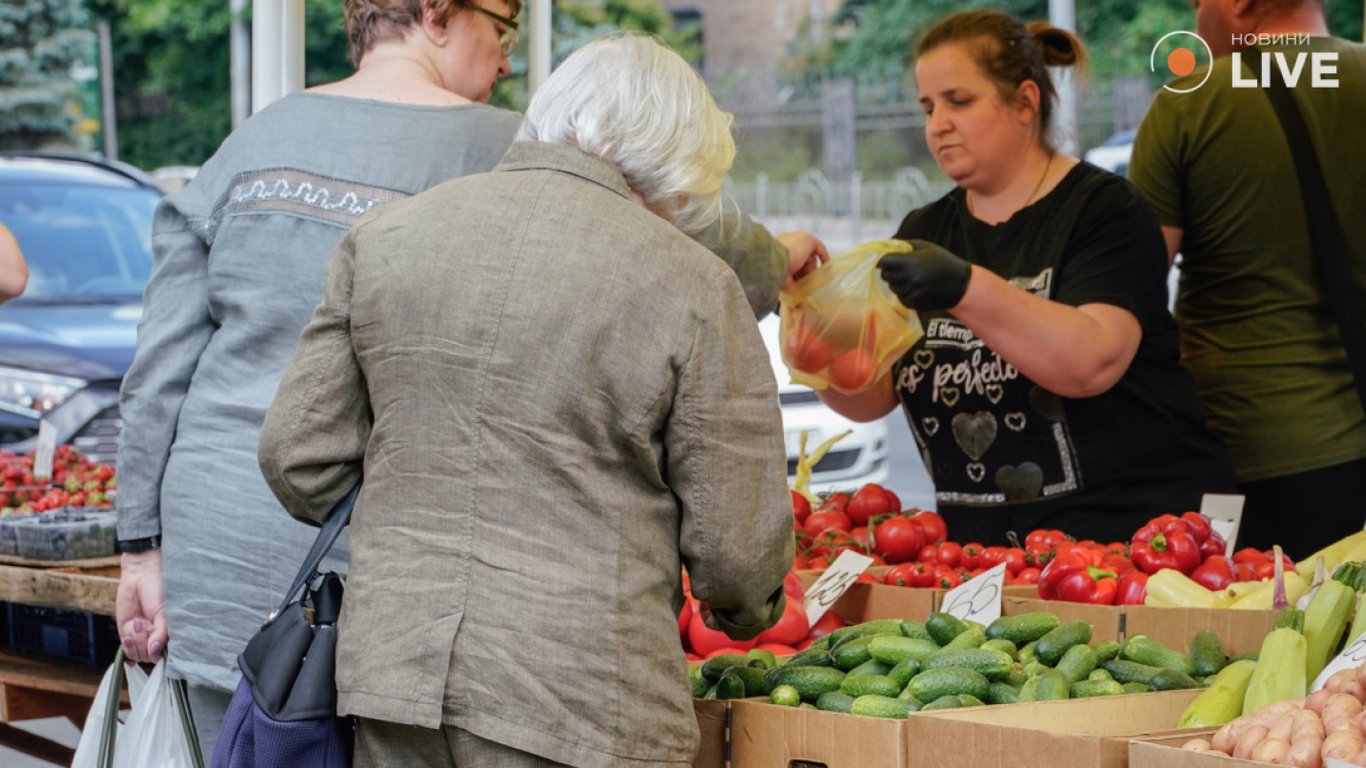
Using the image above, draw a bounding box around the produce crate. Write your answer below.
[14,508,117,560]
[693,699,728,768]
[1121,605,1277,657]
[1128,730,1245,768]
[904,690,1202,768]
[730,698,908,768]
[0,513,36,556]
[6,603,120,668]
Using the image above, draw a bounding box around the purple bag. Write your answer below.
[212,486,359,768]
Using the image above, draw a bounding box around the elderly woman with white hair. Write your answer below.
[257,31,795,768]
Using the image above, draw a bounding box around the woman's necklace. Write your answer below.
[968,151,1055,219]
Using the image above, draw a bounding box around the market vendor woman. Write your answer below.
[819,10,1234,545]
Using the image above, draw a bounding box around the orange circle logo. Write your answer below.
[1151,31,1214,93]
[1166,47,1197,76]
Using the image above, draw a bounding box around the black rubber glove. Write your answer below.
[877,239,973,311]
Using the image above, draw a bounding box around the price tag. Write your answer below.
[1311,629,1366,692]
[32,420,56,482]
[803,549,874,626]
[940,562,1007,625]
[1200,493,1245,557]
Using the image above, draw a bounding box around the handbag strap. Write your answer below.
[275,482,362,618]
[1247,44,1366,417]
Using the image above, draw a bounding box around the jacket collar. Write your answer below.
[494,141,633,200]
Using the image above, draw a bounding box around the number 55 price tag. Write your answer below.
[940,563,1007,625]
[803,550,874,626]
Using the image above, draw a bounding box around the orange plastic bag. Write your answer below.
[778,240,924,394]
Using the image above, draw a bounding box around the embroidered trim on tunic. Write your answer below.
[194,168,409,244]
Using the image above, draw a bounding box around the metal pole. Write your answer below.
[252,0,305,113]
[1047,0,1078,155]
[97,21,117,160]
[528,0,552,95]
[230,0,250,126]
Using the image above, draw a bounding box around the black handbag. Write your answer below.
[212,483,360,768]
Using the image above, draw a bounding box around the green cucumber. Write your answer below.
[727,665,773,696]
[702,654,751,682]
[851,694,915,719]
[815,690,856,713]
[1034,669,1070,700]
[848,659,893,678]
[1069,678,1125,698]
[1017,641,1040,664]
[1087,669,1114,682]
[926,613,971,646]
[1121,682,1151,694]
[765,666,847,701]
[1034,620,1093,666]
[906,667,990,702]
[831,637,875,671]
[1056,644,1099,683]
[1148,667,1200,691]
[1121,635,1196,675]
[1093,640,1122,664]
[869,636,941,666]
[981,639,1018,659]
[841,674,902,698]
[1017,675,1042,701]
[887,658,920,688]
[785,647,834,668]
[715,670,747,699]
[944,627,987,650]
[900,620,934,642]
[985,681,1020,705]
[925,648,1014,680]
[986,612,1061,645]
[770,684,801,707]
[1190,631,1227,677]
[1103,659,1164,686]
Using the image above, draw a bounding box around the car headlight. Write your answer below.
[0,368,87,419]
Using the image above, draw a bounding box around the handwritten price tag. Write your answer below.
[941,562,1007,625]
[803,550,874,626]
[33,420,56,482]
[1311,629,1366,692]
[1200,493,1246,557]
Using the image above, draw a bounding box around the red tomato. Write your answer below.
[755,597,811,646]
[791,490,812,526]
[846,484,894,526]
[885,489,902,513]
[910,511,948,545]
[980,546,1006,569]
[784,571,807,601]
[933,566,963,589]
[705,647,750,659]
[961,542,985,570]
[803,509,851,540]
[1003,547,1027,575]
[757,643,798,658]
[883,562,917,587]
[688,610,756,656]
[917,544,939,563]
[937,541,963,568]
[848,526,871,552]
[806,610,847,640]
[1009,567,1041,586]
[872,516,926,564]
[808,528,858,560]
[828,348,877,392]
[817,492,852,516]
[784,325,834,373]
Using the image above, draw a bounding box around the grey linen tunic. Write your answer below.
[117,92,789,694]
[257,142,794,766]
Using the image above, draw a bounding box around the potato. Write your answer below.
[1354,661,1366,687]
[1293,709,1327,744]
[1271,711,1297,742]
[1323,694,1364,733]
[1253,737,1291,764]
[1182,738,1214,752]
[1213,722,1239,754]
[1286,737,1323,768]
[1307,689,1336,714]
[1322,729,1363,761]
[1350,748,1366,767]
[1328,669,1358,693]
[1235,725,1270,761]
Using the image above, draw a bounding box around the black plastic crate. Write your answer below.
[7,603,119,667]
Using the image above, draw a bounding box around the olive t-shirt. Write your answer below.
[1129,37,1366,482]
[892,162,1233,545]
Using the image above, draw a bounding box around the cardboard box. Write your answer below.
[693,699,729,768]
[903,690,1202,768]
[1122,605,1277,656]
[730,698,907,768]
[1128,730,1258,768]
[1002,596,1125,642]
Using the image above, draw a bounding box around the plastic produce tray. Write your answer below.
[14,509,117,560]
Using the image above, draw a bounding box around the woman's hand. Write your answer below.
[776,231,830,289]
[116,549,169,663]
[878,239,972,310]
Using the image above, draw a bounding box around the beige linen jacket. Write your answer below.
[258,142,793,767]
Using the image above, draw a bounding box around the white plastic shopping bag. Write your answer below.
[70,648,203,768]
[71,656,149,768]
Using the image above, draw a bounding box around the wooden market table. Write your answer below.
[0,556,119,765]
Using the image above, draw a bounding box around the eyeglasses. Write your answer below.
[473,6,521,57]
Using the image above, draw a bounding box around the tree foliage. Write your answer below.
[0,0,94,149]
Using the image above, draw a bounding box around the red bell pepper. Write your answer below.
[1232,547,1270,566]
[1040,548,1113,601]
[1115,570,1149,605]
[1235,561,1258,581]
[1132,530,1202,575]
[1190,555,1238,591]
[1199,529,1227,559]
[1180,511,1213,545]
[1131,514,1186,545]
[1102,552,1136,576]
[1056,566,1119,604]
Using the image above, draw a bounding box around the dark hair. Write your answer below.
[917,10,1088,144]
[343,0,524,66]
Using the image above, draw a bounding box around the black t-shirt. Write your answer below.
[891,162,1233,544]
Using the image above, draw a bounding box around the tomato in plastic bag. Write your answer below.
[778,240,924,394]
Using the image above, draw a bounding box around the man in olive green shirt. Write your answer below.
[1130,0,1366,558]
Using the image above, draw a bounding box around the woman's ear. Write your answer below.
[420,4,450,47]
[1015,79,1042,126]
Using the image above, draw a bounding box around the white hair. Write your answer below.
[516,32,736,233]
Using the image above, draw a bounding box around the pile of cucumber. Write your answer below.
[692,611,1249,720]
